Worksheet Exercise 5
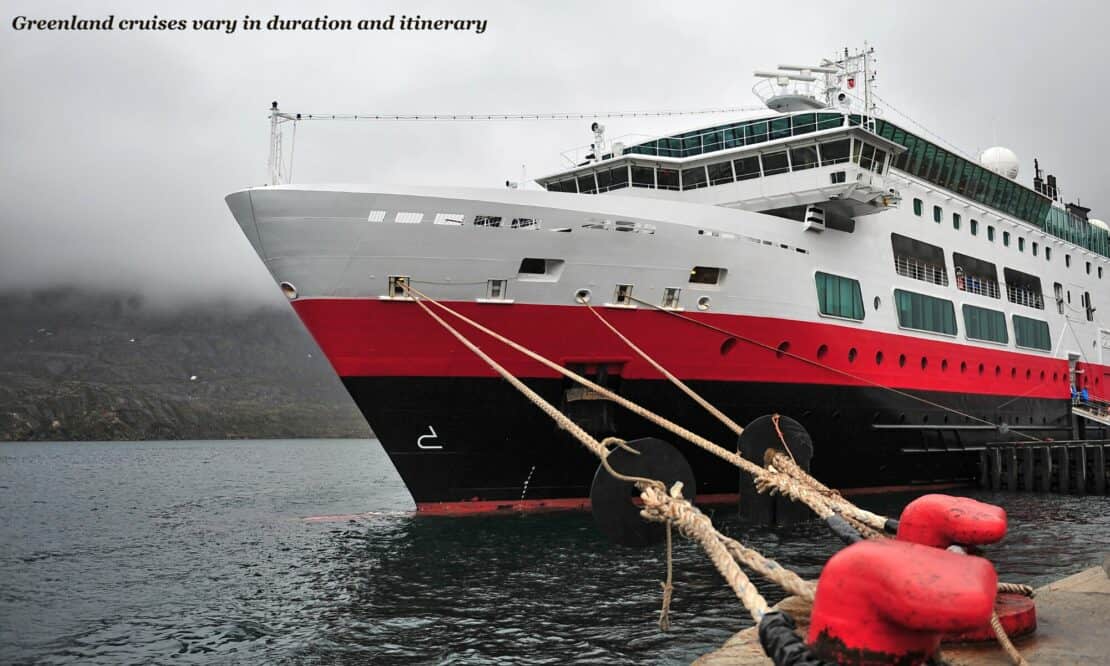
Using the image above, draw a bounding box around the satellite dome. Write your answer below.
[1090,218,1109,232]
[979,147,1020,180]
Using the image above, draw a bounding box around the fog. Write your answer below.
[2,0,1107,307]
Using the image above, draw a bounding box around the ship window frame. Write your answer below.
[707,160,735,186]
[962,304,1009,345]
[733,155,761,181]
[681,165,709,191]
[913,198,923,217]
[630,165,655,189]
[789,145,819,171]
[893,288,958,337]
[761,150,790,176]
[689,265,726,287]
[1012,315,1052,352]
[814,271,866,322]
[819,138,850,166]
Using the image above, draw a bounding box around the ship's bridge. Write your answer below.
[536,111,906,227]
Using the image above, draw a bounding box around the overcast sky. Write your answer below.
[2,0,1108,306]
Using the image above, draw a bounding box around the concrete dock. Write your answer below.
[694,558,1110,665]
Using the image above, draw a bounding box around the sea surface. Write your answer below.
[1,439,1108,665]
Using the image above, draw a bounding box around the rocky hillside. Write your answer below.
[0,288,370,441]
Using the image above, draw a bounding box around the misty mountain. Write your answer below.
[0,287,370,441]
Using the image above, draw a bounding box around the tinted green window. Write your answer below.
[963,305,1008,344]
[815,272,865,320]
[933,206,943,223]
[769,117,791,140]
[1018,237,1025,252]
[1013,315,1051,351]
[1003,231,1010,247]
[913,198,923,216]
[894,289,957,335]
[792,113,816,135]
[953,213,961,230]
[746,122,768,144]
[970,219,979,236]
[816,112,843,130]
[987,226,995,242]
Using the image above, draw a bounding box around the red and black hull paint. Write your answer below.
[292,298,1109,513]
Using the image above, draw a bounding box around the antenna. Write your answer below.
[268,101,299,186]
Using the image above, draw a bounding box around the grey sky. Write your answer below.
[3,0,1108,306]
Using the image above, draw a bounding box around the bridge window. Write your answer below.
[707,161,734,186]
[1013,315,1051,351]
[815,272,865,320]
[1003,268,1044,309]
[790,145,819,171]
[547,178,577,193]
[657,168,679,191]
[953,252,1000,298]
[577,173,597,194]
[762,150,790,176]
[963,304,1008,344]
[597,165,628,192]
[733,156,761,180]
[892,233,949,286]
[681,166,708,190]
[631,165,655,189]
[769,117,791,140]
[819,139,850,166]
[895,289,958,335]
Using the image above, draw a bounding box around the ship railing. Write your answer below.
[955,274,1001,299]
[894,255,949,286]
[1006,285,1045,310]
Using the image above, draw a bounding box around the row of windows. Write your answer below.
[546,137,884,194]
[878,119,1110,258]
[623,112,846,159]
[911,197,1106,279]
[814,273,1052,351]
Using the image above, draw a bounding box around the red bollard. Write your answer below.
[895,494,1036,643]
[808,539,997,664]
[896,494,1007,548]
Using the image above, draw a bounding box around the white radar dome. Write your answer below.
[979,147,1020,180]
[1090,218,1109,232]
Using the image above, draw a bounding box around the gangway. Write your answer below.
[1073,400,1110,428]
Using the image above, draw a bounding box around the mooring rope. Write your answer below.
[400,285,776,623]
[401,286,1029,664]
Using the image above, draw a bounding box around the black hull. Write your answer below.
[343,376,1099,509]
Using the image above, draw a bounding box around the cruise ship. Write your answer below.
[226,49,1110,513]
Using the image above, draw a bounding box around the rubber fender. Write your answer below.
[896,494,1007,548]
[589,437,696,547]
[807,539,997,665]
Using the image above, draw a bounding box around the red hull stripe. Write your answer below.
[292,298,1108,401]
[411,484,970,516]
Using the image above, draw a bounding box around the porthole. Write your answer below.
[279,281,298,300]
[920,356,928,370]
[848,347,858,363]
[1053,372,1058,382]
[873,296,881,310]
[995,365,1001,377]
[898,353,907,368]
[574,288,591,304]
[720,338,737,356]
[979,363,985,375]
[776,341,790,358]
[1011,368,1017,379]
[697,296,711,311]
[817,344,828,359]
[941,359,949,372]
[1040,370,1045,381]
[1025,369,1031,380]
[960,361,967,374]
[875,351,884,365]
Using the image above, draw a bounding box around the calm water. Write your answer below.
[2,439,1108,665]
